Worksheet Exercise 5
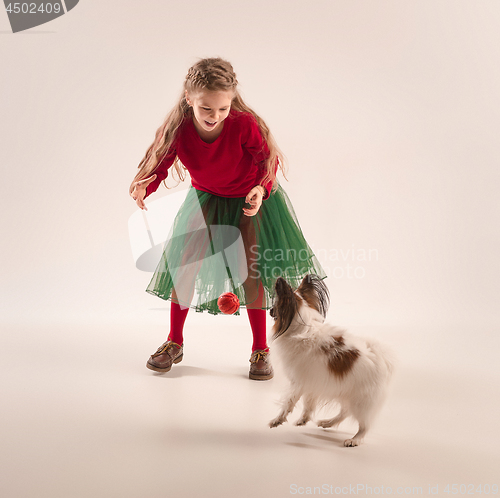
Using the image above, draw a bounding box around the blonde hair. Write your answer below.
[129,57,288,196]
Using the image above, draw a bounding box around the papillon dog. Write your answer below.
[268,274,395,447]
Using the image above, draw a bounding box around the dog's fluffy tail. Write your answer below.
[366,339,397,379]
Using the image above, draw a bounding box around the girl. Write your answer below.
[129,57,326,380]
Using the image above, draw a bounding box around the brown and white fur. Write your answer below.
[269,274,395,447]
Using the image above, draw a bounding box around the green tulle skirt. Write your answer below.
[145,182,327,315]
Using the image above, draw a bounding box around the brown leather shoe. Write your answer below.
[146,340,183,373]
[249,349,273,380]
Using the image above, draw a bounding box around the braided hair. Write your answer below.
[130,57,287,196]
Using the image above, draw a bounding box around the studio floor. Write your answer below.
[1,311,498,498]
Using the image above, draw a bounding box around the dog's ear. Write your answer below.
[298,274,330,318]
[274,276,291,293]
[271,277,299,340]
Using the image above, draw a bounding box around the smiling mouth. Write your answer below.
[205,120,217,127]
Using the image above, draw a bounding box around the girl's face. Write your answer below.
[185,89,233,137]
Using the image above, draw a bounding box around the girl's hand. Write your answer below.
[243,185,265,216]
[131,174,157,211]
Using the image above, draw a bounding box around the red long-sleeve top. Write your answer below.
[144,109,277,201]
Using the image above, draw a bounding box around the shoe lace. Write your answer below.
[250,350,269,364]
[152,341,181,358]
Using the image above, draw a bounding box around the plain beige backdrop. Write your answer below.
[1,1,499,497]
[1,0,498,328]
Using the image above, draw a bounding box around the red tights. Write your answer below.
[167,301,268,353]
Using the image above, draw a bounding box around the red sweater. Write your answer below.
[144,109,277,201]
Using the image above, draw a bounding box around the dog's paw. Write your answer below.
[343,438,361,447]
[317,419,334,428]
[269,417,285,428]
[295,417,309,426]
